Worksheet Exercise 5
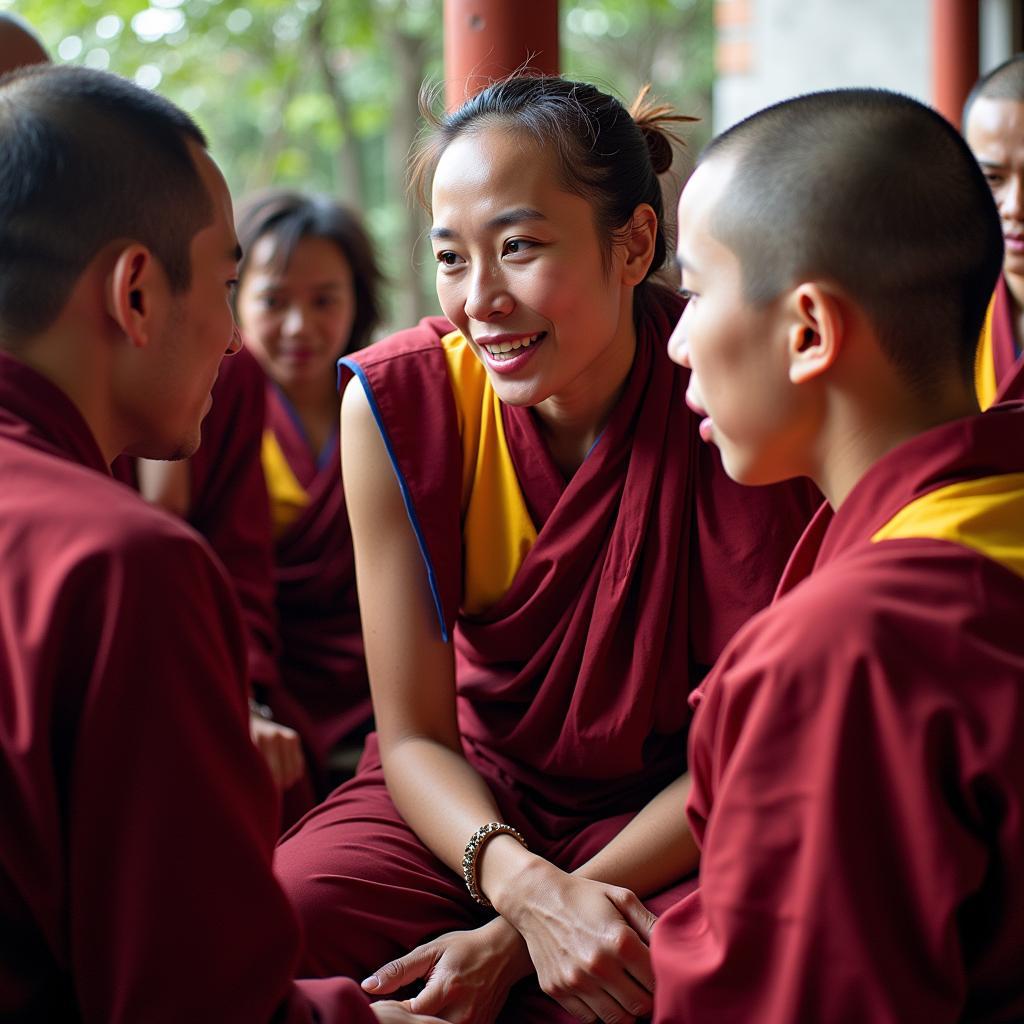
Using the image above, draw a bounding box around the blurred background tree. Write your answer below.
[3,0,712,328]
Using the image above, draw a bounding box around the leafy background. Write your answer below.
[4,0,713,327]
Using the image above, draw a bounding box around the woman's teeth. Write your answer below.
[485,333,542,359]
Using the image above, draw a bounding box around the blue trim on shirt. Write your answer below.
[338,357,450,643]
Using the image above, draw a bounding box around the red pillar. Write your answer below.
[932,0,980,128]
[444,0,559,111]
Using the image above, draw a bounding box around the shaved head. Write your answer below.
[963,54,1024,126]
[700,89,1003,391]
[0,13,48,75]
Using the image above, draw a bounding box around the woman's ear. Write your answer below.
[787,283,844,385]
[106,244,163,348]
[621,203,658,286]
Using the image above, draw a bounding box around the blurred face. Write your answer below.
[236,234,356,392]
[430,125,638,412]
[135,143,241,460]
[667,159,803,485]
[966,96,1024,282]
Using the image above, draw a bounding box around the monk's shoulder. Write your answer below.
[715,539,1023,710]
[4,446,219,588]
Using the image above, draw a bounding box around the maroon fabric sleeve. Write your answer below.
[59,530,364,1022]
[654,546,1024,1024]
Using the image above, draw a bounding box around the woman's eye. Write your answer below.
[678,288,697,302]
[436,251,463,267]
[259,295,282,310]
[503,238,534,256]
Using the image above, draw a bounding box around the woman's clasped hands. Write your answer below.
[363,858,657,1024]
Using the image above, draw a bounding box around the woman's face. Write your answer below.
[236,233,356,392]
[430,125,641,412]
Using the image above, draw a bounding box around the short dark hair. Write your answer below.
[409,74,693,300]
[234,189,384,351]
[963,53,1024,126]
[0,64,211,344]
[701,88,1003,391]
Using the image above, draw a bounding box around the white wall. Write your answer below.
[714,0,931,132]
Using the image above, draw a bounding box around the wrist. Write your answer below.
[474,831,539,912]
[485,847,559,923]
[480,914,534,982]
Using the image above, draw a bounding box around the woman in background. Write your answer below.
[235,190,384,799]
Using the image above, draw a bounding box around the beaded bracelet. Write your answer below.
[462,822,528,908]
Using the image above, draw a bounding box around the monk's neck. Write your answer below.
[814,379,977,510]
[534,329,637,478]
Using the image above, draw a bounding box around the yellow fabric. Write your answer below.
[871,473,1024,581]
[974,293,999,412]
[261,429,309,538]
[440,330,537,614]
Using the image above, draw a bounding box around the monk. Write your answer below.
[964,53,1024,404]
[651,88,1024,1023]
[0,63,440,1024]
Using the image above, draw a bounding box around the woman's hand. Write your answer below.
[362,916,533,1024]
[499,861,658,1024]
[249,713,305,790]
[370,1001,449,1023]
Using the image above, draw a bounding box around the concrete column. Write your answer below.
[444,0,559,111]
[932,0,980,126]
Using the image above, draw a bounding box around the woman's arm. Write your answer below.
[573,773,699,894]
[341,378,516,872]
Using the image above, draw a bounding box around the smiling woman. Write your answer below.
[274,73,820,1024]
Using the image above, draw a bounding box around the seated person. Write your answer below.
[275,74,820,1024]
[234,189,385,795]
[0,62,441,1024]
[964,52,1024,404]
[651,87,1024,1023]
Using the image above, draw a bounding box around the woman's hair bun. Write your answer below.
[629,84,699,175]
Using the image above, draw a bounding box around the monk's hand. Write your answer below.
[361,916,533,1024]
[248,714,305,790]
[370,1001,449,1023]
[497,861,657,1024]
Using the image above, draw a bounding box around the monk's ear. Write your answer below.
[786,282,844,385]
[620,203,658,286]
[106,243,165,348]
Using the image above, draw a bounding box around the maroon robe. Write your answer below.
[988,274,1024,404]
[651,406,1024,1024]
[263,383,371,785]
[112,345,280,693]
[0,351,375,1023]
[275,288,819,1019]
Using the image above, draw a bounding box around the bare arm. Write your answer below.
[341,379,511,871]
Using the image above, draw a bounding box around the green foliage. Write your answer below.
[5,0,712,327]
